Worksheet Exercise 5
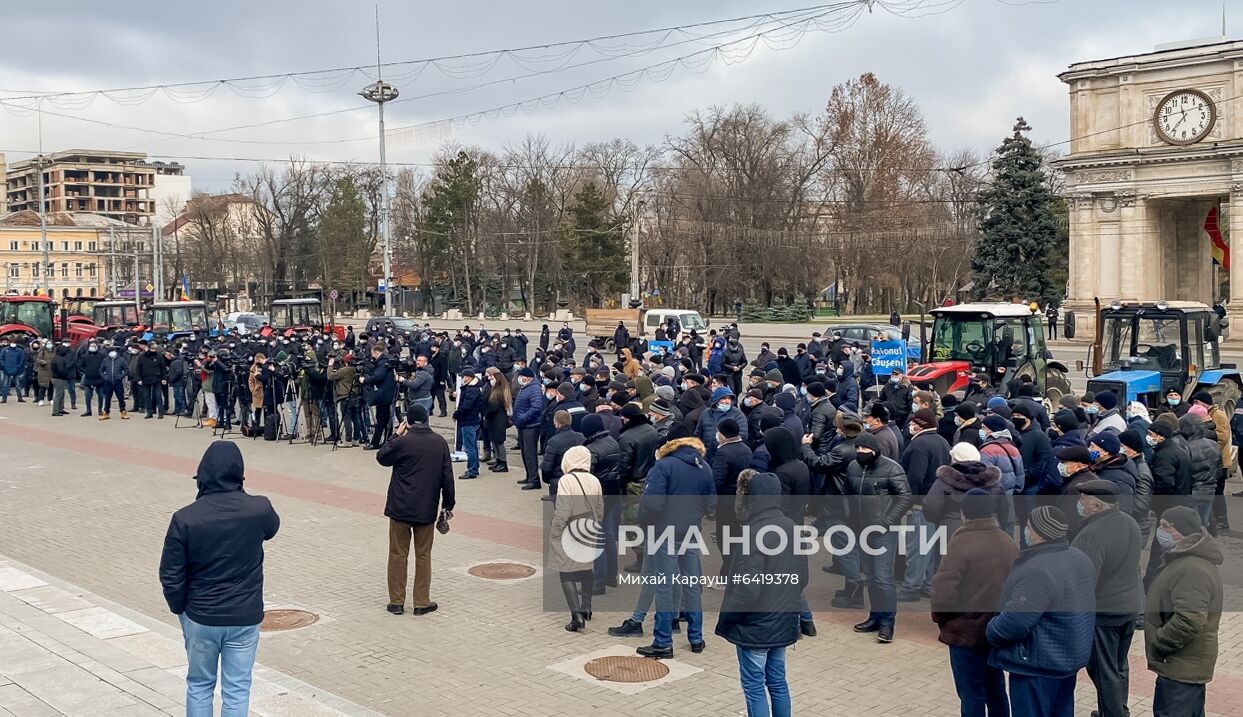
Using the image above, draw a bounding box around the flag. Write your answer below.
[180,275,191,301]
[1206,206,1229,269]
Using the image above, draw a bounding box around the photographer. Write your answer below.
[327,351,362,446]
[403,354,435,417]
[297,345,327,442]
[361,343,396,450]
[211,350,233,428]
[429,342,449,417]
[261,355,290,436]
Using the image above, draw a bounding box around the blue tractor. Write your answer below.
[142,301,215,343]
[1084,299,1240,415]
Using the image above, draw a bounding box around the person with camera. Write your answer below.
[327,351,363,446]
[403,354,435,418]
[362,343,397,450]
[296,345,326,442]
[210,350,234,429]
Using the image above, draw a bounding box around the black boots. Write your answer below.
[831,580,865,609]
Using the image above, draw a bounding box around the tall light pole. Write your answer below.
[360,10,397,317]
[36,101,50,298]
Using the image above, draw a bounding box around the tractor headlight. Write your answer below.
[1156,300,1169,311]
[1110,300,1122,311]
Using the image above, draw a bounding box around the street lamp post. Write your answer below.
[360,78,398,318]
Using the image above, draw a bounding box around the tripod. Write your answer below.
[174,381,203,430]
[212,372,235,440]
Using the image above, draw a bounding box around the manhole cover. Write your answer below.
[584,655,671,683]
[260,609,318,632]
[468,562,536,580]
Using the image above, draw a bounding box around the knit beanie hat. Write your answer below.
[962,487,995,520]
[717,418,740,439]
[949,443,980,463]
[1162,505,1202,537]
[910,408,936,431]
[1027,505,1069,542]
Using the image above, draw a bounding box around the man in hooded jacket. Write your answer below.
[159,441,280,717]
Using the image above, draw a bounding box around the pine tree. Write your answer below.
[564,182,627,307]
[971,118,1061,306]
[317,176,368,295]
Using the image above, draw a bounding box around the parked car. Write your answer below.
[365,316,417,335]
[237,314,269,335]
[826,324,921,360]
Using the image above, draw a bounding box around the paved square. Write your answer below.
[1,402,1242,716]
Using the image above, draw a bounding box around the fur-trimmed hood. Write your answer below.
[934,460,1002,492]
[657,436,706,461]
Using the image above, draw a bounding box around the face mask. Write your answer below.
[1023,527,1033,546]
[1085,405,1099,415]
[815,368,826,375]
[717,403,731,413]
[1146,435,1159,447]
[979,429,988,441]
[954,416,963,426]
[836,368,844,378]
[799,386,808,396]
[108,351,117,359]
[1168,398,1181,407]
[542,378,552,386]
[908,424,918,436]
[1155,528,1177,550]
[1014,418,1028,429]
[1076,501,1087,517]
[680,382,688,391]
[88,346,97,353]
[856,451,877,466]
[1088,449,1101,462]
[1057,462,1070,478]
[890,377,899,384]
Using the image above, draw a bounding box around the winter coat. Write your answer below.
[901,429,951,497]
[923,461,1005,532]
[867,424,901,462]
[618,416,659,488]
[1013,396,1050,431]
[1180,415,1222,496]
[842,433,913,527]
[364,354,396,406]
[979,432,1024,494]
[247,365,264,410]
[678,384,710,432]
[158,442,280,627]
[931,517,1019,651]
[696,397,748,461]
[99,353,128,385]
[1070,507,1142,621]
[74,348,103,384]
[986,542,1096,678]
[327,363,359,402]
[403,365,434,402]
[0,345,24,375]
[1089,409,1128,437]
[541,427,585,486]
[548,447,604,575]
[806,398,837,451]
[714,473,808,650]
[1016,424,1052,493]
[51,346,74,381]
[836,363,860,414]
[880,379,914,427]
[583,430,622,496]
[1144,530,1224,684]
[1038,429,1087,495]
[1132,455,1154,536]
[721,343,747,377]
[453,380,484,428]
[635,375,656,412]
[764,427,811,522]
[167,355,188,388]
[801,423,863,492]
[637,437,716,540]
[1091,454,1138,495]
[1151,434,1193,497]
[378,423,455,525]
[775,356,801,387]
[711,438,753,497]
[512,380,545,429]
[1203,405,1231,471]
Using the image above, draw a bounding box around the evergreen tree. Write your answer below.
[564,181,627,306]
[317,176,368,295]
[971,118,1061,306]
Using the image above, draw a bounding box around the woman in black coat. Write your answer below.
[481,367,512,472]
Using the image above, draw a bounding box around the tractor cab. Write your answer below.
[269,298,343,340]
[143,301,211,342]
[908,302,1071,402]
[0,295,56,343]
[67,301,144,346]
[1086,300,1239,413]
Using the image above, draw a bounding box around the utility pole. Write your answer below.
[151,222,162,301]
[108,226,117,296]
[36,101,50,299]
[131,225,140,316]
[359,6,397,317]
[629,194,643,307]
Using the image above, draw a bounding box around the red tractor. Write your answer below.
[66,300,144,346]
[268,298,345,340]
[0,295,58,344]
[907,302,1072,404]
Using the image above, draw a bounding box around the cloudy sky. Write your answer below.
[0,0,1233,191]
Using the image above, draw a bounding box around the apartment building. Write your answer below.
[5,150,171,224]
[0,210,142,298]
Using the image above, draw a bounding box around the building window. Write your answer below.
[74,241,83,251]
[88,263,97,278]
[7,265,17,279]
[74,263,83,278]
[61,262,68,278]
[60,241,69,251]
[88,241,97,251]
[7,241,16,251]
[31,262,38,278]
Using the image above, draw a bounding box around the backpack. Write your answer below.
[264,413,279,441]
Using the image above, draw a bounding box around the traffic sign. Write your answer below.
[145,283,154,292]
[329,289,339,301]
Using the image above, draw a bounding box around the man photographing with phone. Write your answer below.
[376,403,456,617]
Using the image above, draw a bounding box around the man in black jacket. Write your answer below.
[361,343,396,450]
[159,441,279,717]
[539,410,584,497]
[846,432,913,644]
[377,404,455,616]
[898,408,951,602]
[137,342,166,419]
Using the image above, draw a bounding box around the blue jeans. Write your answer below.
[1009,673,1075,717]
[949,645,1009,717]
[413,397,433,415]
[66,378,77,406]
[736,646,791,717]
[0,371,15,398]
[173,385,187,415]
[863,529,898,625]
[902,510,937,593]
[593,497,622,590]
[649,540,703,647]
[103,382,125,413]
[629,550,682,624]
[459,424,479,475]
[178,614,261,717]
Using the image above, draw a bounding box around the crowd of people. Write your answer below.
[6,315,1235,717]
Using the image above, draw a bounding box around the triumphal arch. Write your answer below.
[1057,38,1243,336]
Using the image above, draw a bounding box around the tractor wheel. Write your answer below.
[603,338,616,353]
[1044,366,1072,409]
[1206,380,1241,418]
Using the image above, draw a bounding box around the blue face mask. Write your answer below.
[1075,501,1086,517]
[1155,528,1176,550]
[1023,527,1033,546]
[717,403,731,413]
[799,386,808,396]
[1088,449,1101,462]
[1168,398,1181,407]
[978,429,988,441]
[1085,405,1099,415]
[1057,462,1070,478]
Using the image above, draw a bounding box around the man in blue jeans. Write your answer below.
[159,441,280,717]
[0,336,27,403]
[452,368,484,478]
[846,433,912,644]
[635,425,716,658]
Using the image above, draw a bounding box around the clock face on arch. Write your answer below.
[1154,89,1216,145]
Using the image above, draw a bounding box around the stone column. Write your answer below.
[1227,180,1243,338]
[1064,194,1098,338]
